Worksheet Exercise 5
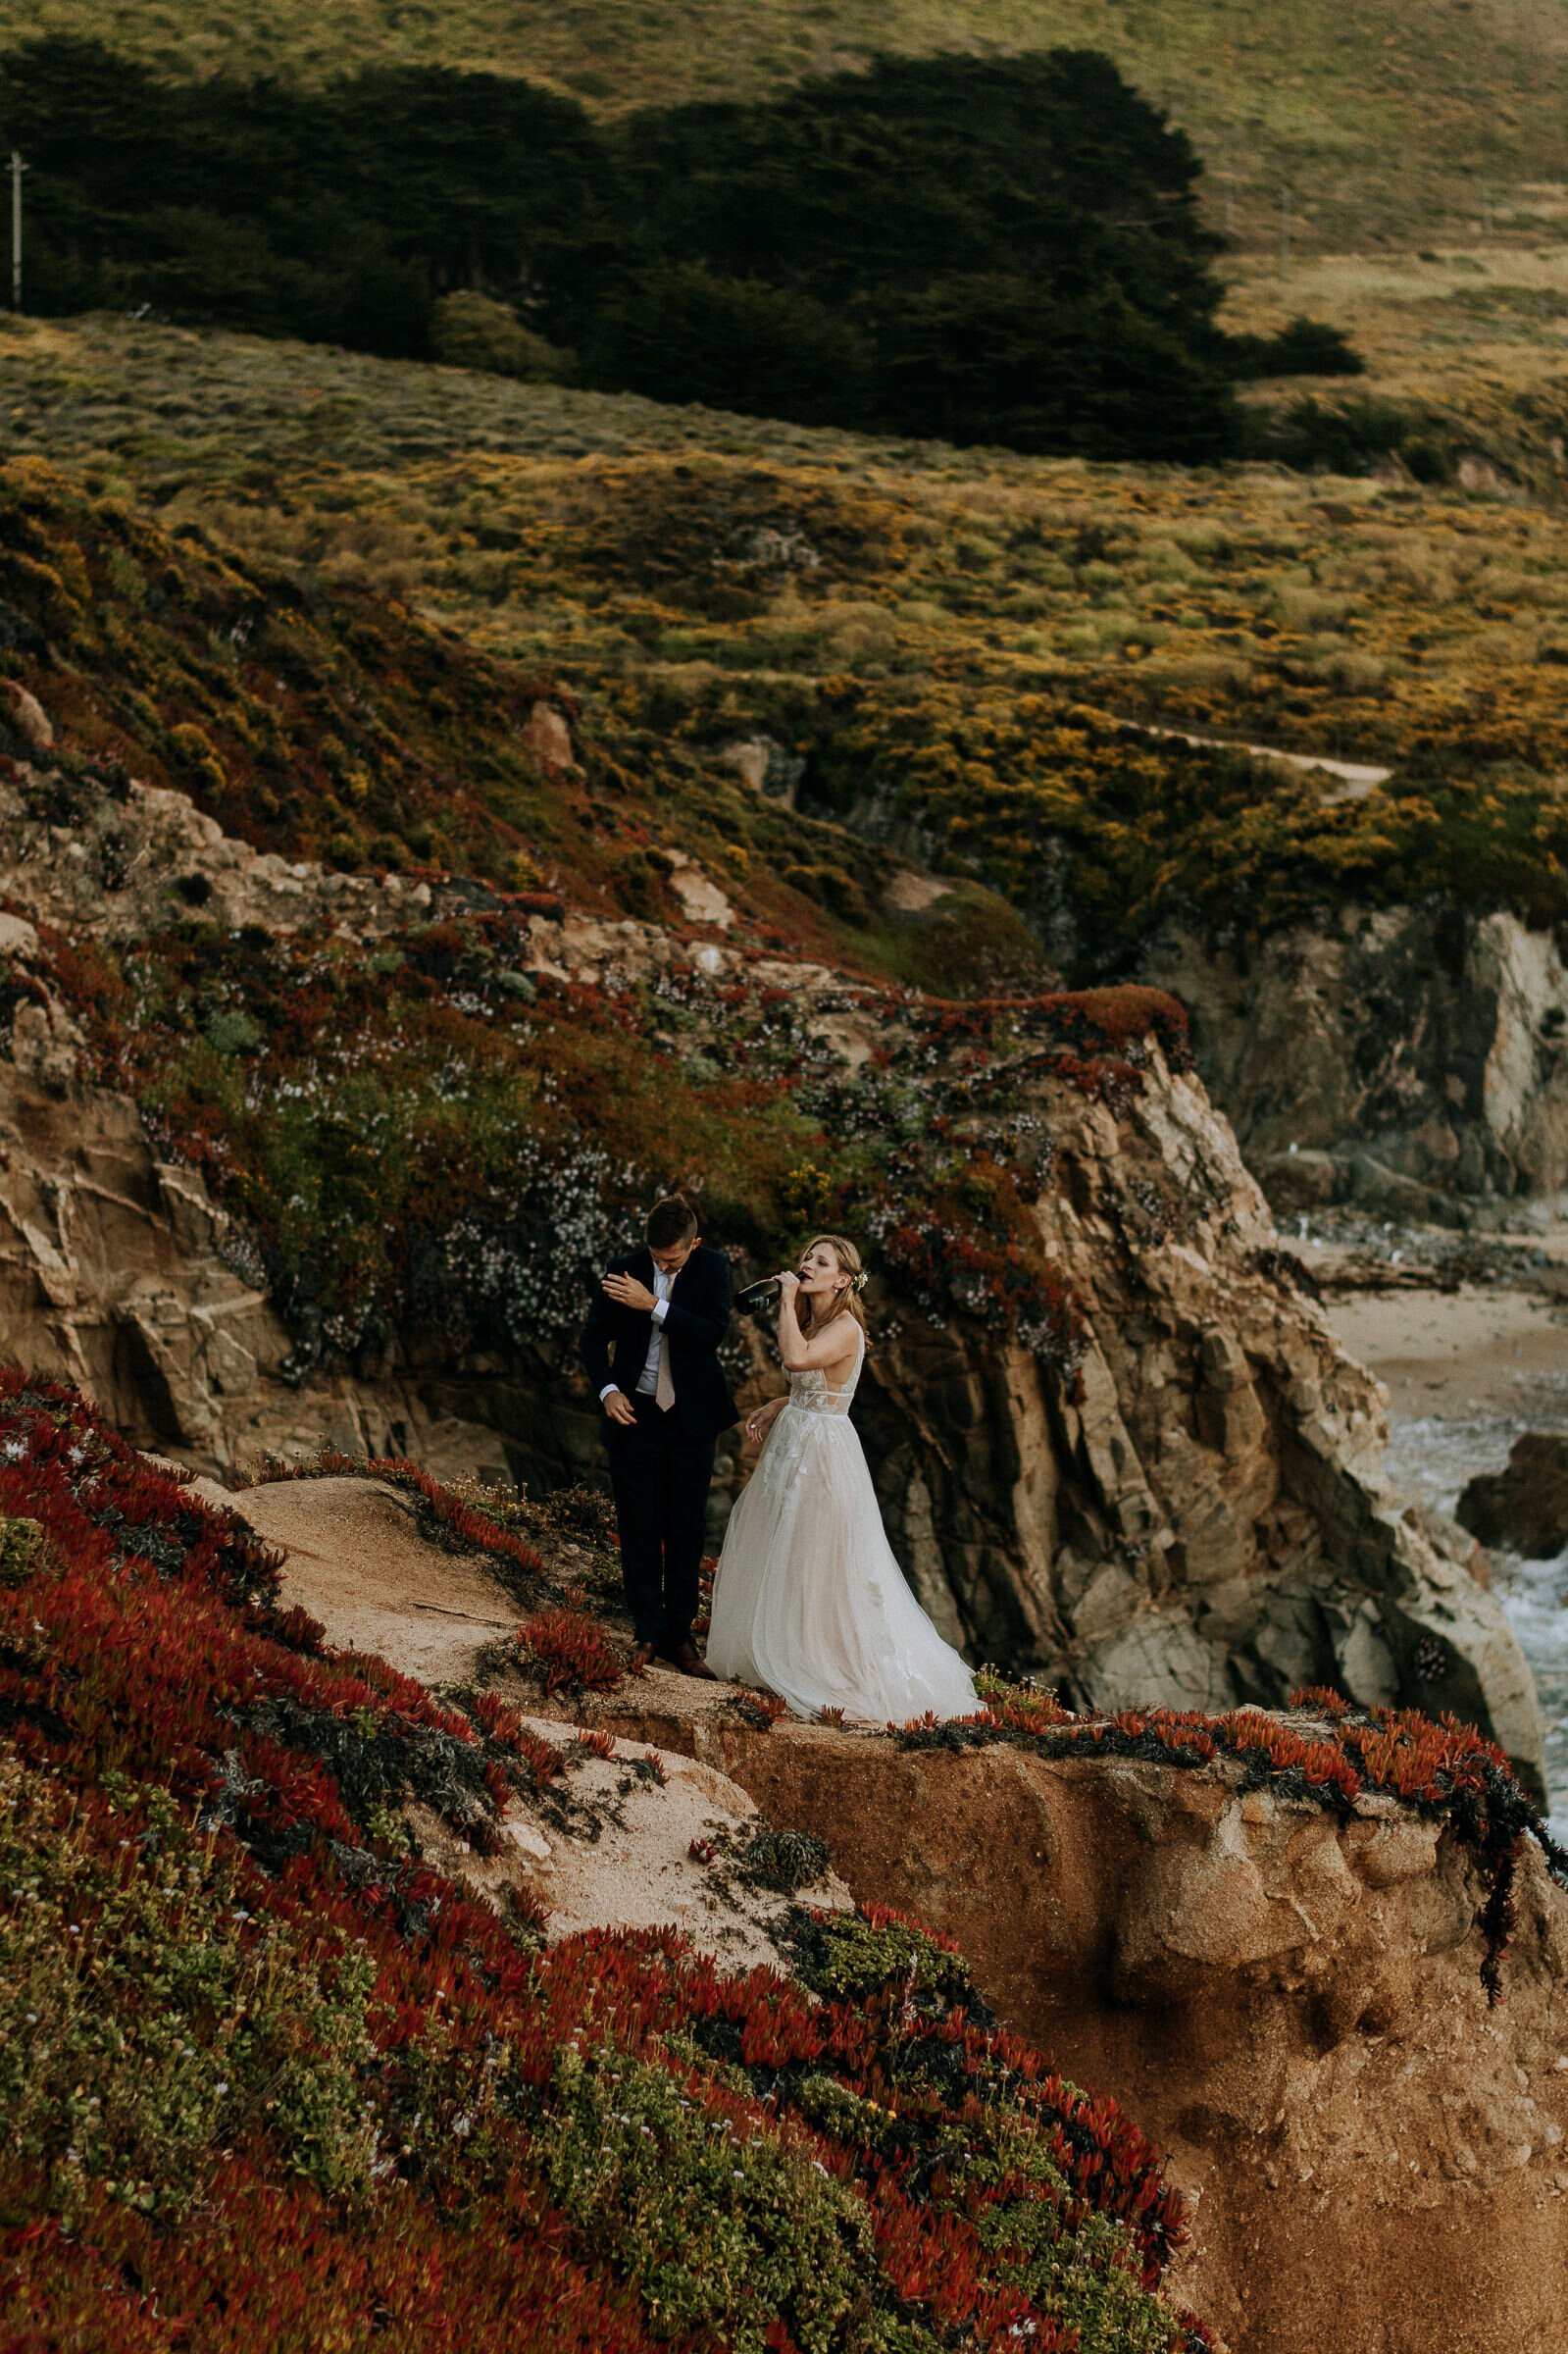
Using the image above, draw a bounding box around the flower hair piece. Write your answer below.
[851,1269,869,1294]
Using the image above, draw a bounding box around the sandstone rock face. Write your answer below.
[0,1045,288,1457]
[519,697,580,775]
[587,1700,1568,2354]
[1152,904,1568,1220]
[1458,1433,1568,1561]
[850,1050,1545,1795]
[0,766,1546,1792]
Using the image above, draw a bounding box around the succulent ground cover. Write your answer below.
[30,887,1181,1377]
[949,1673,1568,2007]
[0,1364,1215,2353]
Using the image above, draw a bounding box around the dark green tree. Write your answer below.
[0,38,1283,456]
[584,261,874,427]
[0,39,608,354]
[598,50,1240,456]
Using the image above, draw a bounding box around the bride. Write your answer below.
[705,1235,978,1723]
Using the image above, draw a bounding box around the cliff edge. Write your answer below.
[194,1456,1568,2354]
[0,753,1546,1794]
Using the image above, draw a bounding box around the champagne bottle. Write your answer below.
[735,1275,783,1315]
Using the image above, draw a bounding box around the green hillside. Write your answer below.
[2,0,1564,249]
[0,452,1055,995]
[6,309,1568,975]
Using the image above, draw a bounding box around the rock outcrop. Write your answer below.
[846,1050,1545,1795]
[1458,1433,1568,1562]
[0,761,1548,1794]
[1153,904,1568,1224]
[0,939,288,1459]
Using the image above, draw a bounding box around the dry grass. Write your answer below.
[6,305,1568,774]
[2,0,1567,252]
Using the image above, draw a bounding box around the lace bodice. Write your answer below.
[785,1327,865,1417]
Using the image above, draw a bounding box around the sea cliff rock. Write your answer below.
[0,763,1547,1794]
[583,1689,1568,2354]
[1458,1433,1568,1561]
[846,1057,1544,1797]
[1152,904,1568,1222]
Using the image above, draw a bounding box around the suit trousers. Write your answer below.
[606,1394,716,1646]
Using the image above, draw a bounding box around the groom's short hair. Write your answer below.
[646,1196,699,1248]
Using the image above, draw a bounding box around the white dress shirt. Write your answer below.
[600,1263,671,1402]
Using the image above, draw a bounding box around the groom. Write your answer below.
[581,1196,737,1675]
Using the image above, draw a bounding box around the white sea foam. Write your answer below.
[1382,1411,1568,1845]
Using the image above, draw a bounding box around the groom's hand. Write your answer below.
[601,1387,636,1427]
[603,1271,658,1312]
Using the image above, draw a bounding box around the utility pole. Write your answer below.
[1280,185,1291,278]
[9,151,25,312]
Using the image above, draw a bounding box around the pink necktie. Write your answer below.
[655,1300,675,1412]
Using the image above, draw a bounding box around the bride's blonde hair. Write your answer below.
[797,1234,870,1343]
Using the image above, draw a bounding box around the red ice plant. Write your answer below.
[902,1681,1567,2003]
[0,1364,1213,2354]
[517,1607,629,1697]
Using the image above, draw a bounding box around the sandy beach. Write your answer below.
[1324,1281,1568,1431]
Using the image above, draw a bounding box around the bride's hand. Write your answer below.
[745,1397,784,1443]
[776,1270,800,1297]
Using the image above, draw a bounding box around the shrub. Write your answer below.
[40,914,1192,1383]
[1226,316,1365,380]
[431,292,571,382]
[585,262,874,430]
[0,1513,48,1585]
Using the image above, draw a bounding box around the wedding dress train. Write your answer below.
[706,1327,978,1723]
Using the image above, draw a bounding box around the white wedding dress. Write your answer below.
[706,1326,979,1723]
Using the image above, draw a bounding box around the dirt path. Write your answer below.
[1121,717,1391,801]
[227,1475,522,1684]
[189,1467,847,1968]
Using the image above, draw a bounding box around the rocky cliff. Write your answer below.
[580,1682,1568,2354]
[1154,904,1568,1226]
[0,750,1546,1796]
[132,1452,1568,2354]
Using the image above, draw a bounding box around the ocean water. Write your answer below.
[1381,1411,1568,1842]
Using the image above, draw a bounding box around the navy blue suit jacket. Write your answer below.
[581,1245,738,1445]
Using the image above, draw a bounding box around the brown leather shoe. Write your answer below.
[660,1638,716,1681]
[629,1639,657,1671]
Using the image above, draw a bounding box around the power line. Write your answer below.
[9,151,25,311]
